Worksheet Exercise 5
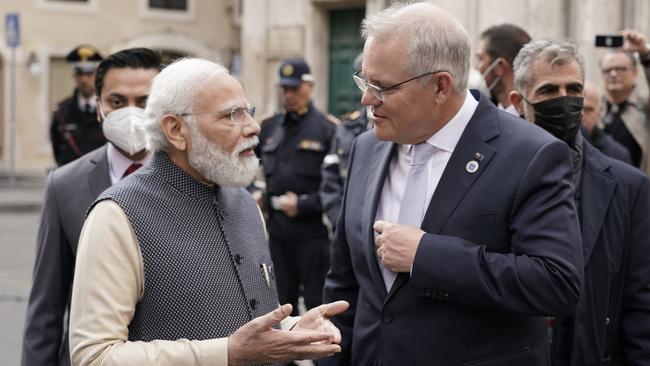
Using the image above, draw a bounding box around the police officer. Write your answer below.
[320,53,372,229]
[256,58,336,315]
[320,106,370,228]
[50,45,105,166]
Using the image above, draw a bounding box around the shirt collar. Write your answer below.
[77,93,97,111]
[107,142,153,180]
[424,89,479,153]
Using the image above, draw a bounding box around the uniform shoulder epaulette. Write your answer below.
[348,110,361,121]
[326,114,340,125]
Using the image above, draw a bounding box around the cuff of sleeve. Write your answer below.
[640,51,650,67]
[198,337,229,366]
[296,197,308,216]
[281,315,302,330]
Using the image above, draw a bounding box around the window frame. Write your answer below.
[137,0,196,22]
[35,0,100,14]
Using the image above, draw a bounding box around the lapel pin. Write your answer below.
[474,152,485,161]
[466,160,479,174]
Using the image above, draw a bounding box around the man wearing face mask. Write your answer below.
[21,48,161,366]
[476,24,531,115]
[511,39,650,365]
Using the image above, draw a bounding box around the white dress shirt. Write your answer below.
[498,103,518,116]
[107,143,153,184]
[374,90,479,290]
[77,93,97,112]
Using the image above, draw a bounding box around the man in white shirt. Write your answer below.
[322,3,582,366]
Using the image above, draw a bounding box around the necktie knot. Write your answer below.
[410,143,435,166]
[123,163,142,178]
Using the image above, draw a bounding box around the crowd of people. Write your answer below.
[20,1,650,366]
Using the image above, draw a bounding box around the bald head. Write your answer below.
[582,80,603,133]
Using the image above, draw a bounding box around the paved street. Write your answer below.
[0,175,44,366]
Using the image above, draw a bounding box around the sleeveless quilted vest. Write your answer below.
[92,152,279,342]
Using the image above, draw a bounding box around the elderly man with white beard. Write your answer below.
[68,58,348,366]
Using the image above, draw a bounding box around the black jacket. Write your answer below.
[320,107,368,226]
[552,142,650,366]
[256,103,336,240]
[50,89,106,166]
[582,126,631,165]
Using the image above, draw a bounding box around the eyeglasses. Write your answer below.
[352,70,448,101]
[179,104,256,127]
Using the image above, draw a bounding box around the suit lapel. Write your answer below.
[419,128,497,234]
[88,145,111,197]
[580,143,616,263]
[362,140,395,297]
[387,93,500,299]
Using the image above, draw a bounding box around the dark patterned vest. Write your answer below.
[92,152,279,342]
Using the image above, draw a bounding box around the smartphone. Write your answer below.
[595,34,624,48]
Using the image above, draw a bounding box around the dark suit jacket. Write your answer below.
[323,91,583,366]
[552,143,650,365]
[22,145,111,366]
[50,89,106,166]
[583,126,631,165]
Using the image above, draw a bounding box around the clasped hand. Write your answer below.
[374,220,425,273]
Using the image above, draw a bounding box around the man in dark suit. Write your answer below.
[50,45,106,166]
[510,39,650,365]
[21,48,161,366]
[322,3,583,366]
[581,80,631,164]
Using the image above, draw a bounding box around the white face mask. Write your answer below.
[100,105,149,156]
[481,57,503,94]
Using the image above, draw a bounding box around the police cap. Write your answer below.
[278,58,314,87]
[66,45,103,75]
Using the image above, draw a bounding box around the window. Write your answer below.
[138,0,195,21]
[149,0,187,10]
[36,0,98,13]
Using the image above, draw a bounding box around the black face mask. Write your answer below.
[528,95,584,147]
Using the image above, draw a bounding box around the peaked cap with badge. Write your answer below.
[66,45,103,74]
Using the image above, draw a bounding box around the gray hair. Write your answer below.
[361,1,471,93]
[145,58,228,152]
[513,39,586,97]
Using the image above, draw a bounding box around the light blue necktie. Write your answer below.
[380,142,436,290]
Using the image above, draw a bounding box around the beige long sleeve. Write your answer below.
[69,200,299,366]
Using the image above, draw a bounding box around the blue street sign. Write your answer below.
[5,13,20,48]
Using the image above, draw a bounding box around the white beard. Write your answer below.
[187,124,259,187]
